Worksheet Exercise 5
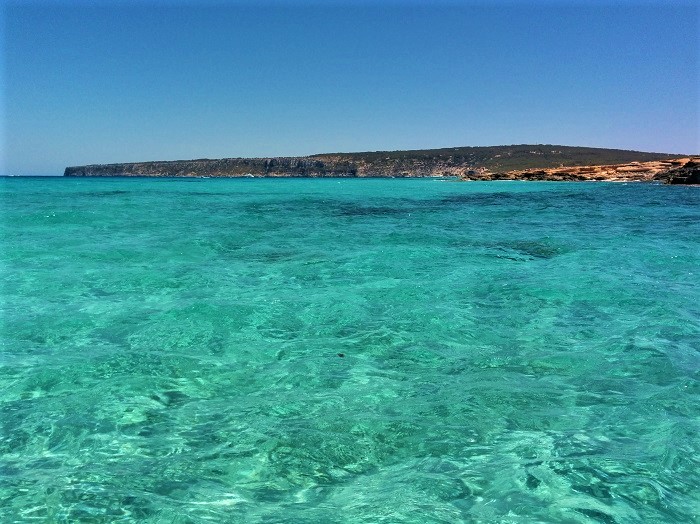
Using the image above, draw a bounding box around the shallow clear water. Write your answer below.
[1,177,699,523]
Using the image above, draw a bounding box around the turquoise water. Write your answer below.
[1,177,699,523]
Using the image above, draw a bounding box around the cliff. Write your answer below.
[64,157,358,178]
[64,144,689,180]
[461,157,700,183]
[662,159,700,184]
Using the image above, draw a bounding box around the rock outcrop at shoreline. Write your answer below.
[462,157,700,183]
[662,159,700,184]
[64,145,693,181]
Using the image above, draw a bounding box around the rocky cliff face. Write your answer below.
[63,157,469,178]
[662,159,700,184]
[63,156,480,178]
[64,157,358,178]
[460,158,700,183]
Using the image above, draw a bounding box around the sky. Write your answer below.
[2,0,698,175]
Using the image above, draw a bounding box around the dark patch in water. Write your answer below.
[245,250,298,262]
[243,197,333,215]
[574,508,617,524]
[493,252,532,262]
[79,190,131,196]
[526,473,541,489]
[242,196,431,219]
[153,480,189,496]
[150,390,189,407]
[440,193,515,206]
[182,191,243,197]
[440,190,601,209]
[465,239,569,262]
[86,287,115,297]
[336,204,408,217]
[572,482,613,500]
[496,240,566,260]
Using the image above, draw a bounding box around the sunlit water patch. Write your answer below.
[1,177,699,522]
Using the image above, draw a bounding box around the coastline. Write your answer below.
[63,144,696,183]
[62,157,699,184]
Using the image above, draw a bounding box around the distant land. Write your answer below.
[64,145,698,183]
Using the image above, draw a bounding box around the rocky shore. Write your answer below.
[461,157,700,183]
[661,158,700,184]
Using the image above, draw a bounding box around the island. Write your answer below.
[64,145,699,183]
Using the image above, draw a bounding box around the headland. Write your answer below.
[64,145,698,183]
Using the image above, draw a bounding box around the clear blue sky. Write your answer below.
[2,0,698,175]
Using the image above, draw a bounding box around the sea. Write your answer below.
[1,176,699,523]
